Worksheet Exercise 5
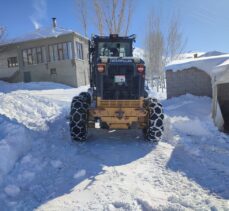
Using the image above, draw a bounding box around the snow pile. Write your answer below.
[0,116,31,183]
[0,81,70,93]
[0,81,88,186]
[163,94,216,141]
[0,92,60,130]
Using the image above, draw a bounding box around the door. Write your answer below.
[217,83,229,131]
[24,71,31,82]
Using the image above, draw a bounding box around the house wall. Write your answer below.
[73,35,89,86]
[166,68,212,99]
[0,33,89,87]
[0,45,20,82]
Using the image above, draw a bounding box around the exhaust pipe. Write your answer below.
[52,17,57,28]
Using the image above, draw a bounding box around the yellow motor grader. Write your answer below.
[69,34,164,142]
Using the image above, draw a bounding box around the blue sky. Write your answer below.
[0,0,229,52]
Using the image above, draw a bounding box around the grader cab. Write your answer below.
[69,34,164,142]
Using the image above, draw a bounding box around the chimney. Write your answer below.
[52,17,57,28]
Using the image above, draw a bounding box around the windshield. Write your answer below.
[98,42,132,57]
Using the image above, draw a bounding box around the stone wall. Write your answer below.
[166,68,212,99]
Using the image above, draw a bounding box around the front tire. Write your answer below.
[69,96,88,142]
[144,98,164,143]
[79,92,91,106]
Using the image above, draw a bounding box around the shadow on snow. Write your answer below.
[166,138,229,200]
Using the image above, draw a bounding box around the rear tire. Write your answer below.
[144,98,164,143]
[69,96,88,142]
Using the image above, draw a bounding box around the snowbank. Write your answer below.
[0,81,87,186]
[0,81,71,93]
[0,92,60,131]
[0,117,31,183]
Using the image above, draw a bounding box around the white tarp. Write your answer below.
[211,59,229,130]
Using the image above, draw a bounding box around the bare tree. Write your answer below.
[0,26,7,54]
[75,0,134,36]
[145,13,164,79]
[0,26,6,43]
[93,0,134,35]
[144,11,186,80]
[75,0,88,36]
[124,0,134,36]
[165,16,187,63]
[93,0,104,35]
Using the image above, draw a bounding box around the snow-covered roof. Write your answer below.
[0,26,88,46]
[165,53,229,77]
[199,51,226,58]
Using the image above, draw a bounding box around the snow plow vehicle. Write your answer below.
[69,34,164,142]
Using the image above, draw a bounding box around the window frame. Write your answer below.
[7,56,18,68]
[22,46,45,66]
[76,41,84,60]
[48,41,72,62]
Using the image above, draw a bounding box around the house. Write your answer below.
[165,53,229,131]
[0,18,89,87]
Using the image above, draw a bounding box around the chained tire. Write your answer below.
[144,98,164,143]
[79,92,91,106]
[69,96,88,142]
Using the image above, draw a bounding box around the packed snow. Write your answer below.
[0,81,228,210]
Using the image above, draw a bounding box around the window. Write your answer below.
[58,43,64,60]
[98,42,132,57]
[22,46,46,66]
[50,68,57,75]
[76,42,84,60]
[37,47,42,63]
[7,57,18,67]
[48,42,72,62]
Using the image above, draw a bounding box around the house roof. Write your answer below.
[165,52,229,86]
[0,26,88,47]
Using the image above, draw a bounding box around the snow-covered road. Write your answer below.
[0,82,228,210]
